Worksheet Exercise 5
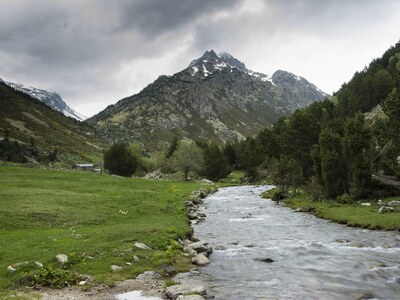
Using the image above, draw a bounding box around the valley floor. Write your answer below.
[0,166,203,298]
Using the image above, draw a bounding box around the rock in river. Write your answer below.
[192,254,210,266]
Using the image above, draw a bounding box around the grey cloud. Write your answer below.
[0,0,399,117]
[116,0,243,38]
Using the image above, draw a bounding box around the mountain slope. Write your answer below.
[88,50,328,148]
[1,78,86,121]
[0,81,103,164]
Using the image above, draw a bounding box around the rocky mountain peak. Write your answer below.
[88,50,329,149]
[218,52,248,72]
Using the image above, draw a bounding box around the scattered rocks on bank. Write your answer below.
[387,200,400,207]
[200,179,214,185]
[377,199,399,213]
[163,264,177,276]
[183,241,213,257]
[165,284,207,300]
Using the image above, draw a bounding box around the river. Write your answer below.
[175,185,400,299]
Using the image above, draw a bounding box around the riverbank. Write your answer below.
[281,192,400,231]
[0,166,207,299]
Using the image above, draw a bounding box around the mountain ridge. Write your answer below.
[87,50,329,149]
[0,77,86,121]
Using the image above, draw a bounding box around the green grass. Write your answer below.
[217,170,244,187]
[261,187,280,199]
[282,192,400,231]
[0,166,202,293]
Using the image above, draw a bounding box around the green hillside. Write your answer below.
[0,82,105,165]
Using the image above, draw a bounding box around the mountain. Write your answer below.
[1,78,86,121]
[88,50,328,149]
[0,81,103,165]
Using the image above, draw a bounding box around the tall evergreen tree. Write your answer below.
[343,113,374,198]
[318,127,347,198]
[202,143,231,181]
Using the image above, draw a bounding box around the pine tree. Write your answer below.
[203,143,231,181]
[343,113,374,198]
[318,127,347,198]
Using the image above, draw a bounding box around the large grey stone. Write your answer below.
[191,254,210,266]
[165,284,206,300]
[136,270,162,280]
[177,295,205,300]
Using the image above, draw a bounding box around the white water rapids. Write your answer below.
[175,185,400,299]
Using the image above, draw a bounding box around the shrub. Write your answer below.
[337,193,354,204]
[104,143,137,176]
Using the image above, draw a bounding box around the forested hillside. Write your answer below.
[233,41,400,200]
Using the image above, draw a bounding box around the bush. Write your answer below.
[337,193,354,204]
[21,266,83,289]
[104,143,138,176]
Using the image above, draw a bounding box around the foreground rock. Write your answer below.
[134,242,152,250]
[177,295,205,300]
[191,254,210,266]
[165,284,207,300]
[39,278,164,299]
[56,254,68,264]
[136,271,162,280]
[184,241,213,257]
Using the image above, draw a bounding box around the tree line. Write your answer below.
[104,41,400,203]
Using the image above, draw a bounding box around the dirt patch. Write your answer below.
[35,278,166,300]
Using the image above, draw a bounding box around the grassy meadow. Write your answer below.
[0,166,202,294]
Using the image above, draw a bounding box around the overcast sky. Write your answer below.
[1,0,399,117]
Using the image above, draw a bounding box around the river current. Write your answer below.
[175,185,400,299]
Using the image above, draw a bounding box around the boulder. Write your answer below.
[133,256,140,262]
[35,261,43,268]
[134,242,152,250]
[7,265,16,272]
[163,264,177,276]
[186,241,212,255]
[200,179,214,185]
[177,296,205,300]
[190,197,203,205]
[378,206,395,213]
[111,265,122,271]
[165,284,207,300]
[255,258,274,263]
[136,270,162,280]
[192,254,210,266]
[56,254,68,264]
